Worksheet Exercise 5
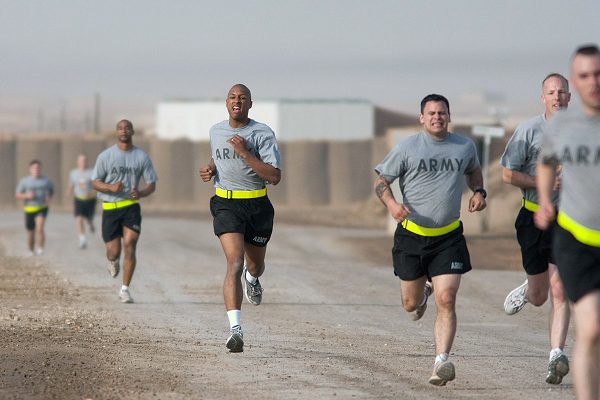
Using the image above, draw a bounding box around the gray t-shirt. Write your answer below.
[375,131,480,228]
[500,114,558,205]
[91,144,158,202]
[16,176,54,207]
[69,168,95,199]
[210,119,281,191]
[541,108,600,231]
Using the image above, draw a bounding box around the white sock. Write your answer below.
[435,353,449,365]
[549,347,563,360]
[245,269,257,284]
[121,285,129,291]
[227,310,241,329]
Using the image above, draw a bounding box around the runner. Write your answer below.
[199,84,281,353]
[535,44,600,400]
[91,119,158,303]
[374,94,486,386]
[15,159,54,256]
[501,73,572,384]
[66,154,97,249]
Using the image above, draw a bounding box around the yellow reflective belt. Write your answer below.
[102,199,137,210]
[215,187,267,199]
[522,198,539,212]
[557,211,600,247]
[24,205,47,214]
[401,219,460,237]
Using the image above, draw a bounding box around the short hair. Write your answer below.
[29,159,41,166]
[116,119,133,129]
[574,44,600,57]
[420,94,450,114]
[542,73,569,91]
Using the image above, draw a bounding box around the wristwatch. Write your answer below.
[474,188,487,199]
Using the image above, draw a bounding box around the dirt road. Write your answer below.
[0,210,574,399]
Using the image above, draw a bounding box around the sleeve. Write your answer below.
[374,143,406,184]
[91,153,107,181]
[142,154,158,184]
[464,139,481,174]
[257,129,281,170]
[500,125,529,171]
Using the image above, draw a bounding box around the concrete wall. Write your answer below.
[3,135,375,211]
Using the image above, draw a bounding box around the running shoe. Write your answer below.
[242,266,263,305]
[546,353,569,384]
[226,325,244,353]
[108,259,120,278]
[119,288,134,303]
[79,236,87,249]
[411,282,433,321]
[504,280,528,315]
[34,248,44,256]
[429,360,456,386]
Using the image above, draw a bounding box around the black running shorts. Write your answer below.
[24,207,48,231]
[515,207,555,275]
[74,198,97,219]
[210,195,274,247]
[553,224,600,303]
[101,203,142,243]
[392,222,472,281]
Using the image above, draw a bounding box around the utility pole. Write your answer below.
[93,92,101,135]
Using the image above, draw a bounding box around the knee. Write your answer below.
[577,322,600,345]
[435,290,457,312]
[227,258,244,274]
[549,282,568,305]
[401,296,419,313]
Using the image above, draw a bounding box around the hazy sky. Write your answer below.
[1,0,599,131]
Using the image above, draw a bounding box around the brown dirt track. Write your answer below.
[0,210,574,399]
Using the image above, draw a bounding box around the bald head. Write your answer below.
[228,84,252,100]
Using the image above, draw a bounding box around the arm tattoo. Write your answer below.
[375,179,389,199]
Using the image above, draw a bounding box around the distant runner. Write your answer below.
[92,119,158,303]
[15,159,54,256]
[199,84,281,353]
[67,154,97,249]
[374,94,486,386]
[501,73,572,384]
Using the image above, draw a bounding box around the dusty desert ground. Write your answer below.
[0,209,575,399]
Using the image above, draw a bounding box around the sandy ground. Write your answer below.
[0,209,575,400]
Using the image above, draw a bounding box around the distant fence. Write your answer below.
[1,135,387,211]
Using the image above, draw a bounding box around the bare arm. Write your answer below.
[15,191,34,201]
[92,179,123,194]
[374,174,410,223]
[501,167,536,189]
[466,167,487,212]
[228,135,281,185]
[131,182,156,199]
[534,158,558,230]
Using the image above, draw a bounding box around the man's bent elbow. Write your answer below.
[501,168,512,184]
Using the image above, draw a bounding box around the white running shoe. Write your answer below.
[226,325,244,353]
[108,259,120,278]
[504,280,528,315]
[34,248,44,256]
[411,282,433,321]
[546,353,569,384]
[119,288,134,303]
[429,360,456,386]
[78,236,87,249]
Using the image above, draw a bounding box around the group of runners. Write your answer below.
[14,44,600,399]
